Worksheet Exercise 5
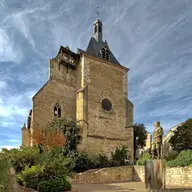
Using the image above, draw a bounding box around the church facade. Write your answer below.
[22,19,134,160]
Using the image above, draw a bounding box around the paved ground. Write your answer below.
[72,182,192,192]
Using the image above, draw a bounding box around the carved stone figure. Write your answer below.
[151,121,164,159]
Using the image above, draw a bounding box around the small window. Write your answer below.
[102,48,106,59]
[106,50,109,60]
[94,25,97,34]
[101,99,112,111]
[99,25,102,33]
[54,103,61,117]
[101,48,110,60]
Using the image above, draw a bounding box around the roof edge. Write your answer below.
[82,53,129,72]
[32,79,50,100]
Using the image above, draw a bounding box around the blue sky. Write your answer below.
[0,0,192,149]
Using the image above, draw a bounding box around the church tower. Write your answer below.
[76,18,134,159]
[93,19,102,44]
[22,19,134,160]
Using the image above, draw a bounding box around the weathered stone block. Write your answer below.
[145,159,166,190]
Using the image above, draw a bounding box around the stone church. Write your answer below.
[22,19,134,160]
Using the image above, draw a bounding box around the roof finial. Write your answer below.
[96,6,99,18]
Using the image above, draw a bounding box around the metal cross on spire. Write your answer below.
[96,6,99,18]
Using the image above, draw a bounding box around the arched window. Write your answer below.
[99,25,102,33]
[94,25,97,34]
[106,50,109,60]
[101,48,106,59]
[101,47,110,61]
[54,103,61,117]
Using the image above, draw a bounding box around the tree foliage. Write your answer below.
[46,118,81,153]
[33,118,81,153]
[167,150,192,167]
[134,123,147,158]
[136,152,151,165]
[33,125,66,151]
[169,118,192,152]
[0,152,11,192]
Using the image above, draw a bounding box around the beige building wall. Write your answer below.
[29,58,77,146]
[76,54,134,159]
[21,124,31,146]
[22,52,134,159]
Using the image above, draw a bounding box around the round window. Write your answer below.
[101,99,112,111]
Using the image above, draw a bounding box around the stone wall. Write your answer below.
[22,128,31,146]
[133,165,145,182]
[69,166,134,184]
[30,59,77,146]
[69,165,192,187]
[134,166,192,187]
[80,54,134,159]
[166,167,192,187]
[133,166,192,187]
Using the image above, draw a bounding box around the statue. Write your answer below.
[145,121,166,191]
[151,121,164,159]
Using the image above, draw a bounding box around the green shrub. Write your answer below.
[49,146,65,158]
[37,177,71,192]
[73,151,94,173]
[62,178,71,191]
[16,165,44,190]
[111,146,130,166]
[190,164,192,168]
[41,154,75,179]
[73,146,130,173]
[16,153,74,190]
[10,147,40,173]
[136,153,151,165]
[167,150,192,167]
[0,153,11,191]
[95,154,111,168]
[165,150,179,161]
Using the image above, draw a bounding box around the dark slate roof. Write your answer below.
[77,37,120,65]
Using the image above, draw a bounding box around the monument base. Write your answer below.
[145,159,166,191]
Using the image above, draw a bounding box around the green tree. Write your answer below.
[169,118,192,152]
[134,123,147,159]
[45,118,81,153]
[0,152,11,192]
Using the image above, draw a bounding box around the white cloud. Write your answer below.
[0,81,6,89]
[0,28,22,62]
[7,139,20,143]
[0,90,35,119]
[0,121,15,127]
[0,0,5,8]
[17,61,47,85]
[1,2,51,52]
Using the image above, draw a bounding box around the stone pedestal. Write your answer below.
[145,159,166,191]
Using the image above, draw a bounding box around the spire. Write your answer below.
[93,7,102,44]
[82,8,120,65]
[93,19,102,44]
